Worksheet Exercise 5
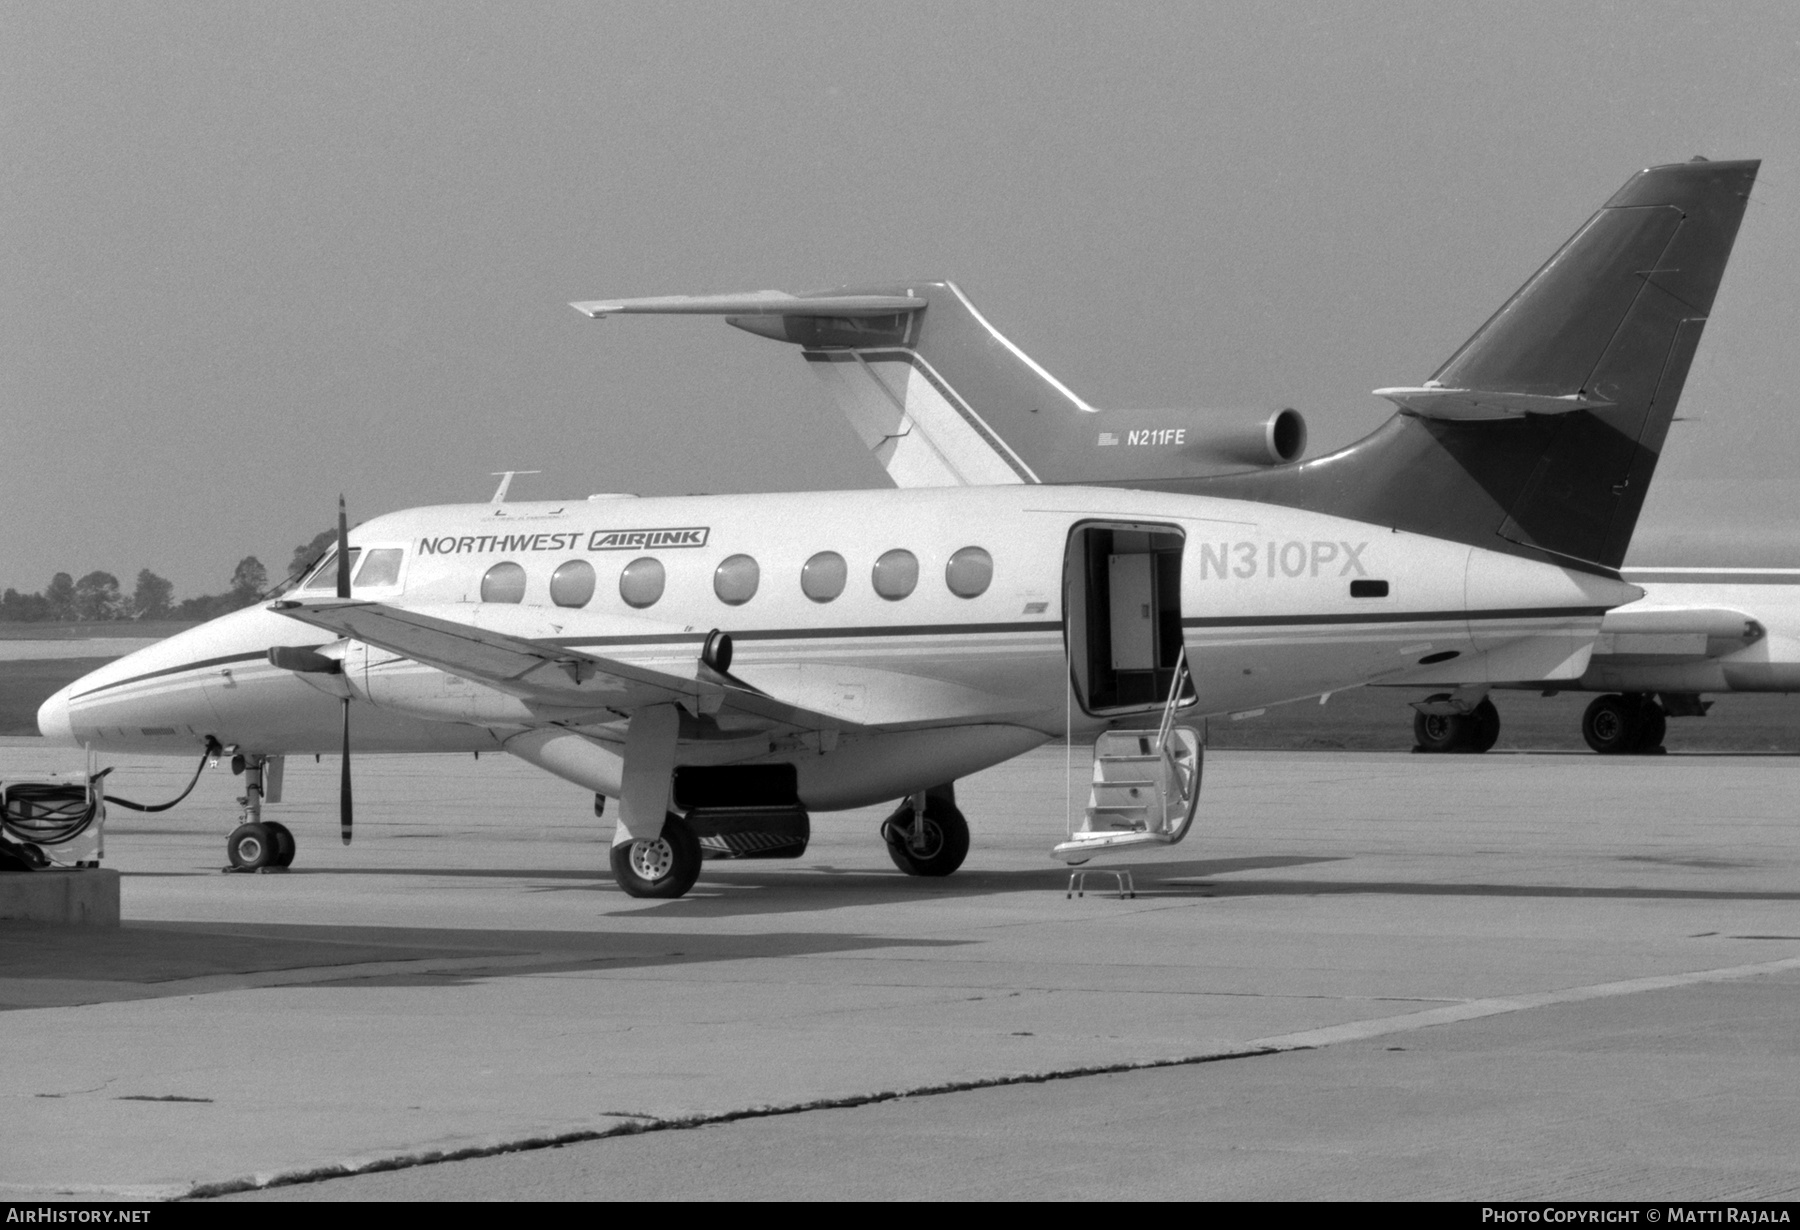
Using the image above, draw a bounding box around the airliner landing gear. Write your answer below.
[881,790,970,877]
[1412,695,1500,753]
[1583,694,1666,755]
[228,822,281,870]
[222,754,295,871]
[611,813,702,898]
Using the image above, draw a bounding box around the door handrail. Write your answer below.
[1155,645,1189,754]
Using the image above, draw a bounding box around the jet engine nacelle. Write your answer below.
[1066,406,1307,481]
[1169,406,1308,467]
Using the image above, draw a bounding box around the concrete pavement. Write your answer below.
[1,739,1796,1200]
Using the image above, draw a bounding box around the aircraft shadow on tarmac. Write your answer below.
[164,856,1347,920]
[0,921,966,1010]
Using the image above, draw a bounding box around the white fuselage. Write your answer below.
[41,485,1632,810]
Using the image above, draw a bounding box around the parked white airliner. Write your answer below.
[37,159,1757,897]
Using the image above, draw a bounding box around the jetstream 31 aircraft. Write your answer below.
[38,159,1756,898]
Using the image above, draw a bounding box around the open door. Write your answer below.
[1064,522,1191,715]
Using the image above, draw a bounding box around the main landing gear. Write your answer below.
[223,753,295,872]
[610,813,703,899]
[880,788,970,877]
[1412,694,1500,754]
[1582,693,1667,755]
[602,782,974,899]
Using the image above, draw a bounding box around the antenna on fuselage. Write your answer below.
[489,471,541,503]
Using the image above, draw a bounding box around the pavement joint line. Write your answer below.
[177,951,1800,1202]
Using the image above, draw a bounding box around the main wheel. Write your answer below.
[1632,701,1667,753]
[227,822,278,870]
[1582,694,1638,754]
[610,813,702,899]
[1412,695,1467,753]
[1464,698,1500,753]
[881,798,970,877]
[264,821,296,868]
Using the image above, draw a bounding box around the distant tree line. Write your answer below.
[0,529,336,624]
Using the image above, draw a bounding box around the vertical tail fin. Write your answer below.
[1195,158,1759,570]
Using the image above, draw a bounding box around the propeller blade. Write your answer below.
[340,696,353,845]
[336,495,351,600]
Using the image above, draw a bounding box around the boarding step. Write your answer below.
[1054,724,1204,864]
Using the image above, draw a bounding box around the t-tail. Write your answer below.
[573,157,1756,573]
[573,285,1306,487]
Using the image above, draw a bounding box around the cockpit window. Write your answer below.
[301,548,361,590]
[354,548,404,588]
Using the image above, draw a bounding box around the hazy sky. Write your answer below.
[4,1,1797,594]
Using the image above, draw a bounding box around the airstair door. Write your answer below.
[1064,522,1191,715]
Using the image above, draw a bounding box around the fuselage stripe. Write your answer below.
[70,649,270,701]
[1184,605,1610,629]
[72,603,1608,704]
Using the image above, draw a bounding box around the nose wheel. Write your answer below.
[226,821,293,871]
[220,754,295,872]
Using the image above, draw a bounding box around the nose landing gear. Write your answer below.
[222,753,295,872]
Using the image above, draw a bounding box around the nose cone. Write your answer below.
[38,683,77,746]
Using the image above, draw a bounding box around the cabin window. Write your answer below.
[301,548,360,590]
[801,551,846,603]
[944,546,993,598]
[714,554,760,605]
[480,561,527,604]
[871,549,919,601]
[354,548,404,589]
[550,560,596,608]
[619,557,665,609]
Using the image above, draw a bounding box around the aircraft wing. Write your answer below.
[271,599,865,731]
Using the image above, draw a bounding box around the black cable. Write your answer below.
[102,749,211,813]
[2,782,102,845]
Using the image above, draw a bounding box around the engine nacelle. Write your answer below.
[1068,406,1308,479]
[1175,406,1308,467]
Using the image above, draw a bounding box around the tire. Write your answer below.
[882,798,970,877]
[1464,699,1500,754]
[1582,695,1638,754]
[1632,701,1667,754]
[610,813,702,899]
[265,821,296,868]
[227,822,278,870]
[1412,695,1467,753]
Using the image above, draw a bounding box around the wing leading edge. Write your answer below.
[271,599,867,732]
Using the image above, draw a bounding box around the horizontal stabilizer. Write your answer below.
[571,291,924,318]
[1374,387,1616,420]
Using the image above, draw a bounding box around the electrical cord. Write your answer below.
[101,749,211,813]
